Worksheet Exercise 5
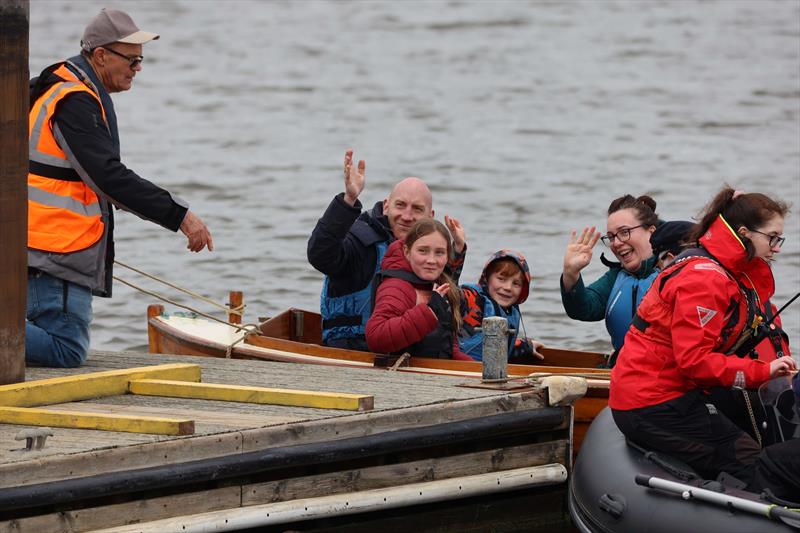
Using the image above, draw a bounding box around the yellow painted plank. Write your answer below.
[0,364,201,407]
[0,406,195,435]
[129,379,374,411]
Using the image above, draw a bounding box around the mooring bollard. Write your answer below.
[481,317,509,382]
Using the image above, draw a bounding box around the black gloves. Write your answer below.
[427,292,451,324]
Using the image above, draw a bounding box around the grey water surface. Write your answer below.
[29,0,800,355]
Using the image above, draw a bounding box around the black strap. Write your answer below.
[29,160,82,182]
[626,439,699,482]
[761,488,800,507]
[379,269,431,286]
[631,313,650,333]
[607,347,621,368]
[599,252,621,269]
[763,301,789,357]
[370,268,433,314]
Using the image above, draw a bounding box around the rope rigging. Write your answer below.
[113,260,261,357]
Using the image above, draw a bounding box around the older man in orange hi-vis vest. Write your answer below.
[27,8,214,367]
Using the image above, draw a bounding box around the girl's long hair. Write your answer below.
[690,186,789,260]
[403,218,462,333]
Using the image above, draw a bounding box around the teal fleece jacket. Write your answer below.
[560,254,658,321]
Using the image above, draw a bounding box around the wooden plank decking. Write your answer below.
[1,350,514,467]
[0,350,572,532]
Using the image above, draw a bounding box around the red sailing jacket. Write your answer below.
[610,215,789,411]
[366,240,471,359]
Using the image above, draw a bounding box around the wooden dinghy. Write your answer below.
[147,304,611,450]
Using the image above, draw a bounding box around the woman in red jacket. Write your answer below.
[610,186,797,494]
[366,218,470,359]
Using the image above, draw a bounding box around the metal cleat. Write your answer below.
[15,427,54,451]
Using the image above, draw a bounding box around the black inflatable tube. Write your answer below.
[0,407,563,512]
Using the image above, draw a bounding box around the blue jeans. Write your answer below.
[26,271,92,368]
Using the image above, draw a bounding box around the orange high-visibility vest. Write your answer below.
[28,64,106,253]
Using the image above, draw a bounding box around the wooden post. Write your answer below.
[228,290,243,324]
[147,304,165,353]
[0,0,29,385]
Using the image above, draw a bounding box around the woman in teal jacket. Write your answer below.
[560,195,659,363]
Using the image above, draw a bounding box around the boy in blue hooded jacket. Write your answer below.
[459,250,544,362]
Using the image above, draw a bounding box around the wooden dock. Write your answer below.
[0,350,577,532]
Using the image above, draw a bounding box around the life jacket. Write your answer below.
[320,222,389,344]
[28,63,107,255]
[371,269,453,359]
[631,247,780,359]
[605,266,659,351]
[459,283,520,361]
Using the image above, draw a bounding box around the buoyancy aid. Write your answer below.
[372,269,453,359]
[459,283,520,361]
[632,247,788,360]
[27,60,112,294]
[320,221,389,344]
[605,266,659,351]
[630,251,744,351]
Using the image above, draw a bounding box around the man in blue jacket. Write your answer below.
[308,149,464,351]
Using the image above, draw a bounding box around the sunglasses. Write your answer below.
[103,46,144,68]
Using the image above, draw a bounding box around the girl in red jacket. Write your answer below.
[610,186,797,496]
[366,218,470,359]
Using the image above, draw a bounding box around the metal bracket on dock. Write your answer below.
[14,427,53,451]
[455,379,533,391]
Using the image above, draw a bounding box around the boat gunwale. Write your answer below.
[149,314,611,387]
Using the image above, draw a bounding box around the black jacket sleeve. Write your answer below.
[53,92,187,232]
[307,193,379,296]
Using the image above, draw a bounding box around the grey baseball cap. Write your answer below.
[80,8,159,51]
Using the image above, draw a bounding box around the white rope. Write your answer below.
[114,260,243,317]
[113,271,264,358]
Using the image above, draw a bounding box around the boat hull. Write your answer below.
[569,408,795,533]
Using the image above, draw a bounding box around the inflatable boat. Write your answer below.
[569,406,800,532]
